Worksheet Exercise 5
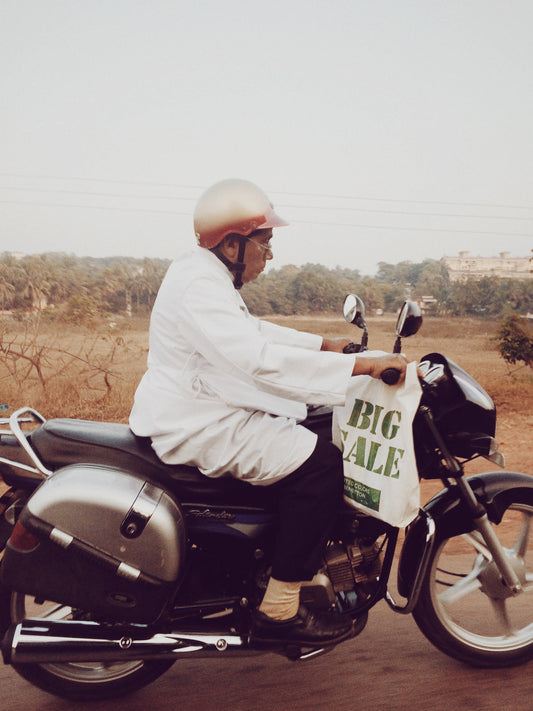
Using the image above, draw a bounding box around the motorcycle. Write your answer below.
[0,297,532,701]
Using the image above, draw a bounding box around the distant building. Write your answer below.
[418,295,438,313]
[443,251,533,282]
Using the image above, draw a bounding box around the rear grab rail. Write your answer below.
[0,407,52,478]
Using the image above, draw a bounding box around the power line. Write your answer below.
[0,199,191,217]
[1,186,532,223]
[293,218,532,238]
[271,189,533,212]
[1,171,533,212]
[282,203,533,222]
[0,172,204,191]
[1,199,531,238]
[0,185,196,202]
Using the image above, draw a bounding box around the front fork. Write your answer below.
[421,405,523,595]
[452,475,522,593]
[389,406,523,614]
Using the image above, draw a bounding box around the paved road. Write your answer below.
[1,599,531,711]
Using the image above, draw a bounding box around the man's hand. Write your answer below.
[352,353,409,384]
[321,338,411,385]
[321,337,354,353]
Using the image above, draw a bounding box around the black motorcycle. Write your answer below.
[0,297,532,701]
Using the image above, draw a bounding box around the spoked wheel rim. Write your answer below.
[430,503,533,653]
[10,593,145,683]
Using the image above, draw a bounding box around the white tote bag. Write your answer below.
[333,360,422,527]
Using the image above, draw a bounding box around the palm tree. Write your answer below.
[0,276,15,311]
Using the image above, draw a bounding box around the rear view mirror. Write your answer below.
[343,294,368,351]
[392,301,422,353]
[343,294,366,330]
[396,301,422,338]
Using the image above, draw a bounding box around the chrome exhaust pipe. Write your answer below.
[2,619,246,664]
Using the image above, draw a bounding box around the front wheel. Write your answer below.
[413,498,533,668]
[0,587,174,701]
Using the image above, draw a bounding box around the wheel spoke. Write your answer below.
[523,573,533,589]
[462,532,491,560]
[489,597,515,637]
[513,513,532,559]
[439,567,482,606]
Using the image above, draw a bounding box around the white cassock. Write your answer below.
[130,247,355,485]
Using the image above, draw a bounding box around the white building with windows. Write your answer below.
[443,251,532,282]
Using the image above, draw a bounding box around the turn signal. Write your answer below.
[9,521,39,552]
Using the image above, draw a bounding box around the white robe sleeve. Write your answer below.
[171,275,355,406]
[256,318,322,351]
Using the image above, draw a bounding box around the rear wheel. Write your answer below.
[413,499,533,667]
[0,587,174,701]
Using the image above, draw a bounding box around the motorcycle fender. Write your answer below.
[397,471,533,599]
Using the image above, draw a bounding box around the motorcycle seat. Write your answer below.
[30,418,277,509]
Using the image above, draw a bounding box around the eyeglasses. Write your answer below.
[247,238,273,257]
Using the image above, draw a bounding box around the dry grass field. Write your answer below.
[1,313,532,483]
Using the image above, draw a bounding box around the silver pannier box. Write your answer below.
[1,464,186,623]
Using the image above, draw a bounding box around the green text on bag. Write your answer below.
[344,478,381,512]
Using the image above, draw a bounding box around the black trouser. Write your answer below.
[268,436,344,582]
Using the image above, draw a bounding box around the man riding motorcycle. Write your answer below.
[129,178,407,646]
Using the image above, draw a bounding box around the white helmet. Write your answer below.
[194,179,288,248]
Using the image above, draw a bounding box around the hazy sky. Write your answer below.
[2,0,532,275]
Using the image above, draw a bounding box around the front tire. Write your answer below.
[413,498,533,668]
[0,587,174,701]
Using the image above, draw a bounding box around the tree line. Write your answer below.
[0,252,169,322]
[242,259,533,318]
[1,251,532,321]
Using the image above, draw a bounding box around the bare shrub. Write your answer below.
[0,319,147,422]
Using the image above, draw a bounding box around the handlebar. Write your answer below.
[342,342,363,354]
[343,343,402,385]
[380,368,401,385]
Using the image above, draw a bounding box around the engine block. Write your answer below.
[325,540,382,593]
